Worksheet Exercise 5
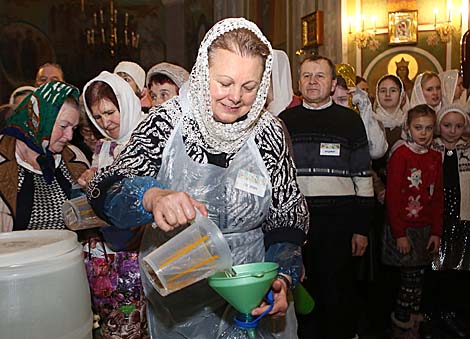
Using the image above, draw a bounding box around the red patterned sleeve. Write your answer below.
[386,148,408,238]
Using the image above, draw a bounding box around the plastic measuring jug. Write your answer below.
[62,194,109,231]
[143,213,233,296]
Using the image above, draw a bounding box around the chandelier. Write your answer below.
[432,7,460,43]
[348,16,380,50]
[83,0,140,57]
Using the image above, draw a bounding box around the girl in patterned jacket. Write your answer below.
[383,104,443,338]
[428,104,470,337]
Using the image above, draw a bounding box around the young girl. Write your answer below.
[383,104,443,338]
[430,104,470,337]
[372,74,407,203]
[410,71,443,111]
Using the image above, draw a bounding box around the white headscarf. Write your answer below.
[183,17,273,154]
[9,85,36,105]
[83,71,145,144]
[439,69,466,106]
[373,74,406,129]
[267,49,293,116]
[409,72,442,111]
[114,61,146,93]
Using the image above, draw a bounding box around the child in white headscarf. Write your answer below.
[424,104,470,337]
[410,71,443,111]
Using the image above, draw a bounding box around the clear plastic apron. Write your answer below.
[140,118,273,338]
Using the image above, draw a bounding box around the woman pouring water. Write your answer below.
[87,18,308,338]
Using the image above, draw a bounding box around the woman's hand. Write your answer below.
[396,236,410,255]
[142,187,208,232]
[77,167,98,187]
[377,189,386,204]
[251,278,289,319]
[427,235,440,254]
[352,233,368,256]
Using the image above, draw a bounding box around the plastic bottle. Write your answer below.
[218,314,270,339]
[293,282,315,315]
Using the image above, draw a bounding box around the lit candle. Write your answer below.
[136,34,140,48]
[91,28,95,45]
[433,8,438,27]
[361,15,365,32]
[125,12,129,27]
[87,29,90,45]
[447,1,452,22]
[100,10,104,24]
[114,9,117,23]
[114,27,117,44]
[348,17,352,34]
[93,12,97,26]
[124,29,128,46]
[101,27,105,43]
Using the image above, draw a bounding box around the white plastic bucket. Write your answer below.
[0,230,92,339]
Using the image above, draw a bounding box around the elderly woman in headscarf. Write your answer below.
[410,71,443,111]
[78,71,146,187]
[0,81,89,231]
[78,71,149,338]
[87,18,308,338]
[146,62,189,106]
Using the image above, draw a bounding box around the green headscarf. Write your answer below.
[2,81,80,183]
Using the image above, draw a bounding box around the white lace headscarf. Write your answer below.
[373,74,406,129]
[439,69,462,106]
[409,72,442,111]
[83,71,145,144]
[184,17,273,154]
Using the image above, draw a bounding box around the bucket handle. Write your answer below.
[87,235,109,263]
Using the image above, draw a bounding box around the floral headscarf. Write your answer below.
[2,81,80,183]
[373,74,406,129]
[182,17,273,154]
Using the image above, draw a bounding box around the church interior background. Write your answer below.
[0,0,468,103]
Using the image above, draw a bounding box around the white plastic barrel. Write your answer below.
[0,230,92,339]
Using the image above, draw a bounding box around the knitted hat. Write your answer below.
[114,61,146,92]
[146,62,189,89]
[436,103,469,134]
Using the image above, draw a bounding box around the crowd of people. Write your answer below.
[0,16,469,339]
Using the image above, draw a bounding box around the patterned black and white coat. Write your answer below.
[88,96,309,248]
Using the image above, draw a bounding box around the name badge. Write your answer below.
[234,169,267,197]
[320,143,340,156]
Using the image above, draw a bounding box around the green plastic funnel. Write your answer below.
[208,262,278,314]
